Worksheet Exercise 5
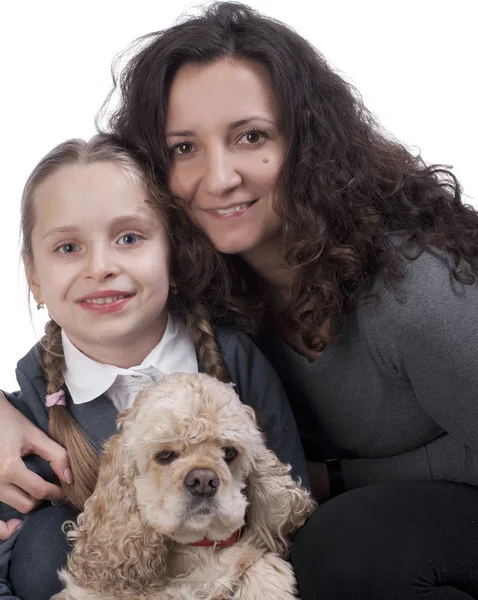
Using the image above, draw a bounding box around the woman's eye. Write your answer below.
[155,450,179,465]
[223,447,238,464]
[118,233,141,245]
[57,243,78,255]
[238,130,265,145]
[172,142,194,156]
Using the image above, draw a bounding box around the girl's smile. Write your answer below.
[75,289,136,314]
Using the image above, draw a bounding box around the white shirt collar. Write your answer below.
[62,314,198,405]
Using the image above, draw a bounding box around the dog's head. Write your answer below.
[120,373,261,543]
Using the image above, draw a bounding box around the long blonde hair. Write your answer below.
[21,134,229,510]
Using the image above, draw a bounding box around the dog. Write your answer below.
[52,373,315,599]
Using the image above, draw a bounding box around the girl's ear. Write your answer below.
[23,255,44,306]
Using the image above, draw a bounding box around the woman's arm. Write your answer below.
[218,329,310,489]
[0,391,71,539]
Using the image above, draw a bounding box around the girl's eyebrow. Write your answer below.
[109,215,153,229]
[42,225,78,241]
[41,215,152,240]
[166,115,276,138]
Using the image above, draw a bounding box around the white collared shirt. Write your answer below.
[62,315,198,413]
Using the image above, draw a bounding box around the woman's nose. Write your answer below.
[200,148,242,197]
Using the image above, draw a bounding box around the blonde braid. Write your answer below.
[42,320,99,511]
[186,302,230,383]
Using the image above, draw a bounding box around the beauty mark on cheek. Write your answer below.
[262,157,270,164]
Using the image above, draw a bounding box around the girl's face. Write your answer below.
[166,57,286,261]
[27,161,170,361]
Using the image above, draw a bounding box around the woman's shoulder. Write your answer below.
[365,244,478,336]
[373,243,475,302]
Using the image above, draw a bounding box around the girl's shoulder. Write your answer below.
[3,343,49,433]
[16,342,45,382]
[213,325,280,388]
[214,325,257,354]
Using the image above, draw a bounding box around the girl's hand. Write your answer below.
[0,392,72,539]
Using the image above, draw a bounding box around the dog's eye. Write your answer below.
[223,447,238,463]
[154,450,179,464]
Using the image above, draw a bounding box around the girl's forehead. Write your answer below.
[32,162,162,234]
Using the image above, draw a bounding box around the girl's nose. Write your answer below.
[84,246,120,281]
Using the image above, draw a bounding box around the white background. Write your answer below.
[0,0,476,391]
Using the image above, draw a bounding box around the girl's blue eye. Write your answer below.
[118,233,141,245]
[57,243,78,255]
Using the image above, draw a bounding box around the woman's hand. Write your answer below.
[0,392,72,540]
[307,460,331,502]
[0,518,23,538]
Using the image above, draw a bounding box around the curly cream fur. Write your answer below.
[54,373,316,600]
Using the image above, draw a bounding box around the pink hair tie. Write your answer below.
[45,390,66,407]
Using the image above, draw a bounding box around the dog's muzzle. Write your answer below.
[184,468,220,498]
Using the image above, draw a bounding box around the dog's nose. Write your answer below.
[184,468,220,497]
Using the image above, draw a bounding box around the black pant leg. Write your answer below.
[291,481,478,600]
[10,504,78,600]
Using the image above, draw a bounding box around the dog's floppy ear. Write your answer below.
[244,407,316,557]
[64,431,170,597]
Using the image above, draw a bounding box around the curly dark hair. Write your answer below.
[101,1,478,351]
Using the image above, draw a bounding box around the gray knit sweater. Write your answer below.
[258,247,478,490]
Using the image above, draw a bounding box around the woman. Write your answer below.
[2,3,478,598]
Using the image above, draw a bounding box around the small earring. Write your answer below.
[170,285,178,296]
[36,302,45,310]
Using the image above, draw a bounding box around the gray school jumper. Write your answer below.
[0,327,308,599]
[258,247,478,490]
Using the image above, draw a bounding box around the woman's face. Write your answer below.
[166,57,286,259]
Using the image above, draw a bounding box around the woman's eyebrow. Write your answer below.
[166,128,194,138]
[228,116,276,130]
[166,116,276,138]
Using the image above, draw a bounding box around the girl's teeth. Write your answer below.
[216,203,249,215]
[84,295,125,305]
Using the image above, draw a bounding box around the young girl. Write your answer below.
[0,133,307,600]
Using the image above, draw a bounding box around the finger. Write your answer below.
[26,427,72,484]
[0,483,43,514]
[0,519,23,540]
[2,462,64,504]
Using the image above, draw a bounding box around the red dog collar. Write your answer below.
[187,529,241,550]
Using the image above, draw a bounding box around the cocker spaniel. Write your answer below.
[53,373,315,599]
